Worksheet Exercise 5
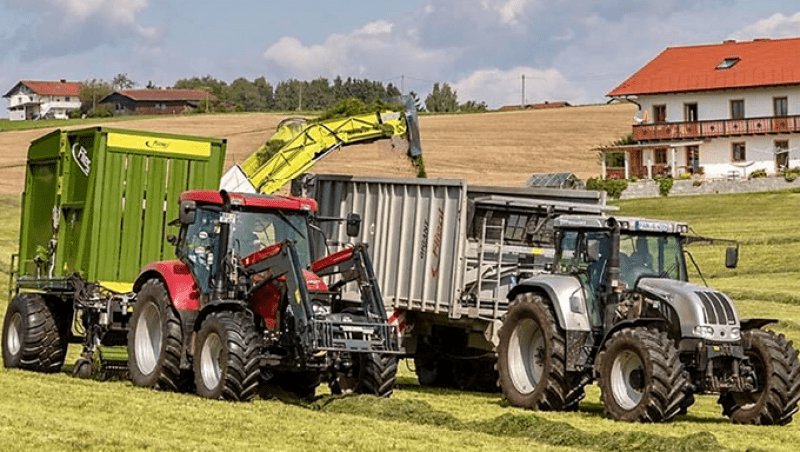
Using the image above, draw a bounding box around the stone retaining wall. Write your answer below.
[619,176,800,199]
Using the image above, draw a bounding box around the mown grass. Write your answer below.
[2,190,800,451]
[0,116,163,133]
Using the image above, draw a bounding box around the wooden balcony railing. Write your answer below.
[633,115,800,141]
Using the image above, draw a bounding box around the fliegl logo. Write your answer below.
[145,139,170,150]
[71,143,91,176]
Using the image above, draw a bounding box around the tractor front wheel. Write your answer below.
[718,329,800,425]
[193,310,260,401]
[597,327,687,422]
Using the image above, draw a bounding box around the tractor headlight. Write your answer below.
[693,325,714,339]
[730,327,740,340]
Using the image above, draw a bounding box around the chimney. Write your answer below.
[723,39,736,44]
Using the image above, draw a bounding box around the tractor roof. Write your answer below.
[180,190,317,212]
[554,215,689,234]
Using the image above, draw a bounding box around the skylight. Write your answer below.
[716,57,740,70]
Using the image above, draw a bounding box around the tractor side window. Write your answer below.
[182,208,220,293]
[556,231,578,272]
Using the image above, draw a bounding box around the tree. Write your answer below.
[79,79,113,112]
[425,82,458,113]
[112,73,135,91]
[459,100,488,113]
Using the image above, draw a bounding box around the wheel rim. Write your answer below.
[507,318,545,395]
[611,349,646,410]
[200,332,223,390]
[134,302,162,375]
[6,312,22,357]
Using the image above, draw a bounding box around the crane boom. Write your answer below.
[221,96,421,194]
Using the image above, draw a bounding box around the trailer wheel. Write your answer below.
[496,292,580,411]
[193,310,260,401]
[330,353,398,397]
[718,329,800,425]
[128,279,187,391]
[2,294,68,372]
[597,327,687,422]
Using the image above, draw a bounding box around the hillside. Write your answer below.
[0,103,635,195]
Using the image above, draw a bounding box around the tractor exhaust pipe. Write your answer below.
[606,217,620,299]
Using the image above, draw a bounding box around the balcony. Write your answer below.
[633,115,800,141]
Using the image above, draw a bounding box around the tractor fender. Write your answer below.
[133,260,200,311]
[508,274,592,332]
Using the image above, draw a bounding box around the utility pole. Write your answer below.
[401,75,405,94]
[521,74,525,109]
[298,84,302,111]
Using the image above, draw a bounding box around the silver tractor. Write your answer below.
[496,215,800,424]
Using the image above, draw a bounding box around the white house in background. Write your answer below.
[4,80,82,121]
[600,37,800,180]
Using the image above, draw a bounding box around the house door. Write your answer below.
[775,140,789,172]
[687,146,699,173]
[629,149,643,178]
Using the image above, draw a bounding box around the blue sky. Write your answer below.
[2,0,800,116]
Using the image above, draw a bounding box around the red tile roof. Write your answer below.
[3,80,81,97]
[117,89,213,101]
[608,37,800,97]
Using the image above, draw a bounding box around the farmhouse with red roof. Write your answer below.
[601,37,800,180]
[3,80,82,121]
[100,89,214,116]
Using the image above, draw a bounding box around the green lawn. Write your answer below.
[2,190,800,451]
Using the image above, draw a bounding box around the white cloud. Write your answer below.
[453,66,587,108]
[728,12,800,41]
[263,20,457,81]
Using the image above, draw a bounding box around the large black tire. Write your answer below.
[128,279,187,391]
[330,353,397,397]
[193,310,260,401]
[596,327,687,422]
[718,329,800,425]
[496,292,584,411]
[2,294,68,372]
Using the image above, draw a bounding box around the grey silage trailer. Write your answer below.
[293,174,612,391]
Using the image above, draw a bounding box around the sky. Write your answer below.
[3,0,800,117]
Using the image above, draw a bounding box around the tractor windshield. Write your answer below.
[619,232,685,287]
[230,209,312,269]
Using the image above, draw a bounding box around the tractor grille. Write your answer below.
[696,291,736,325]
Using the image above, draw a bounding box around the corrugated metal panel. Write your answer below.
[309,176,467,316]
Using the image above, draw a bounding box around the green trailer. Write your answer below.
[3,127,226,375]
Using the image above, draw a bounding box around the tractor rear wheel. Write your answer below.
[2,294,68,372]
[128,279,188,391]
[496,292,582,411]
[597,327,687,422]
[718,329,800,425]
[193,310,260,401]
[330,353,397,397]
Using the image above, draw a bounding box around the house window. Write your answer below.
[716,57,740,69]
[732,142,746,162]
[655,148,668,165]
[774,97,788,117]
[687,145,700,171]
[606,152,625,167]
[65,96,71,102]
[684,103,698,122]
[731,100,745,120]
[653,105,666,123]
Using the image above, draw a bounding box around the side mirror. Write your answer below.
[586,239,600,263]
[346,213,361,237]
[179,200,197,225]
[725,246,739,269]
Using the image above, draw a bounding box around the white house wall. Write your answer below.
[697,136,798,178]
[637,86,800,122]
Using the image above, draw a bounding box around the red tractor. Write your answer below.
[126,190,400,400]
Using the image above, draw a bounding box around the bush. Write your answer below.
[586,177,628,199]
[785,167,800,182]
[655,177,673,196]
[749,169,767,179]
[87,105,113,118]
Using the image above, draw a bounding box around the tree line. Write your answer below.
[78,73,488,116]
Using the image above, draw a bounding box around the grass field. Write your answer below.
[2,186,800,451]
